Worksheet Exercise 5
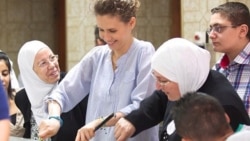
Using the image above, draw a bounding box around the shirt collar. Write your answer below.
[220,42,250,68]
[234,42,250,64]
[220,54,230,69]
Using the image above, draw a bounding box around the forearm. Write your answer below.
[48,100,62,116]
[0,119,10,141]
[92,112,125,129]
[125,91,167,136]
[124,109,157,136]
[38,101,62,139]
[104,112,124,127]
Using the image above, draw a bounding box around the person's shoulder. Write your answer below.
[226,130,250,141]
[206,70,235,90]
[209,69,220,74]
[132,38,155,54]
[92,45,109,52]
[15,88,27,98]
[134,38,154,48]
[15,88,28,102]
[204,70,245,105]
[84,45,110,58]
[59,71,66,82]
[242,41,250,55]
[15,88,30,112]
[201,70,236,95]
[208,70,228,80]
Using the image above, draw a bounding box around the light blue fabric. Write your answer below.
[47,38,159,141]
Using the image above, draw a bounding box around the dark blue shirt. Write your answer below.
[0,82,9,119]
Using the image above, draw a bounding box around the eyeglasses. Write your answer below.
[151,72,171,87]
[206,25,237,35]
[37,55,58,68]
[156,79,170,87]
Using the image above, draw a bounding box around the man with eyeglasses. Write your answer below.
[208,2,250,118]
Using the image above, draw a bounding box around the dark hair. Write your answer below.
[0,52,14,100]
[94,0,140,23]
[94,25,106,46]
[171,92,231,141]
[211,2,250,39]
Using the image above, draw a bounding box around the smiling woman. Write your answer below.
[16,41,61,140]
[0,52,25,137]
[32,49,60,84]
[38,0,159,141]
[15,40,88,141]
[114,38,250,141]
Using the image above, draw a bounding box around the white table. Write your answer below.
[9,137,36,141]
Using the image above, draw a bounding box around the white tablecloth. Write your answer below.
[9,137,36,141]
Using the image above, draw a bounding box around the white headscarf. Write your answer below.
[151,38,211,96]
[17,40,57,125]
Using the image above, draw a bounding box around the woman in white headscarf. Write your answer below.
[17,41,59,124]
[114,38,250,141]
[15,40,88,141]
[17,40,60,140]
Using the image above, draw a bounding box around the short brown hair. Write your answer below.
[211,2,250,39]
[172,92,231,141]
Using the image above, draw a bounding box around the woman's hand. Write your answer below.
[75,112,125,141]
[114,118,136,141]
[38,119,61,140]
[75,119,101,141]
